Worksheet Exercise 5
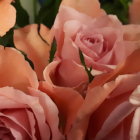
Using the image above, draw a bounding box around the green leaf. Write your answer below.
[49,39,57,63]
[36,0,61,28]
[19,50,34,69]
[0,29,14,47]
[79,49,94,82]
[12,0,29,27]
[100,0,132,24]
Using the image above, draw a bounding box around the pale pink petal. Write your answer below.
[0,46,38,93]
[0,96,26,109]
[29,88,64,140]
[89,49,140,89]
[0,0,16,36]
[0,87,51,140]
[129,0,140,24]
[25,109,37,140]
[53,6,93,57]
[61,0,105,18]
[0,117,29,140]
[95,102,135,140]
[0,111,32,139]
[14,24,51,80]
[109,72,140,98]
[129,85,140,106]
[130,108,140,140]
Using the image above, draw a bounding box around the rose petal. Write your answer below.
[53,6,93,57]
[61,0,105,18]
[129,0,140,24]
[123,25,140,41]
[0,0,16,36]
[95,102,135,140]
[89,48,140,88]
[0,87,51,140]
[39,60,84,133]
[53,59,88,87]
[129,85,140,106]
[14,24,51,80]
[67,81,115,140]
[0,46,38,93]
[130,108,140,140]
[29,88,64,140]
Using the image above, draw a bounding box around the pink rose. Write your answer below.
[53,6,139,74]
[129,0,140,24]
[0,87,63,140]
[0,0,16,36]
[67,49,140,140]
[0,46,63,139]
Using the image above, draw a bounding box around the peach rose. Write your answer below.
[39,59,88,133]
[129,0,140,24]
[67,49,140,140]
[53,5,139,74]
[14,24,53,80]
[0,46,63,139]
[0,0,16,36]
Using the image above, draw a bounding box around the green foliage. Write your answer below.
[0,29,14,47]
[12,0,29,27]
[19,50,34,69]
[100,0,132,24]
[49,39,57,63]
[79,49,94,82]
[36,0,61,28]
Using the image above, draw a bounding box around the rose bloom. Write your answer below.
[0,46,63,140]
[14,0,140,136]
[53,5,140,75]
[67,49,140,140]
[0,0,16,36]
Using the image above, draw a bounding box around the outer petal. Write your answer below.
[0,0,16,36]
[67,81,115,140]
[95,102,135,140]
[130,108,140,140]
[89,48,140,88]
[0,46,38,93]
[39,60,84,133]
[123,25,140,41]
[0,87,51,140]
[61,0,105,18]
[14,24,51,80]
[29,88,64,140]
[129,0,140,24]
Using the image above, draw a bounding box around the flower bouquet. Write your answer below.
[0,0,140,139]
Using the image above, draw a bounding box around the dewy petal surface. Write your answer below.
[0,0,16,36]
